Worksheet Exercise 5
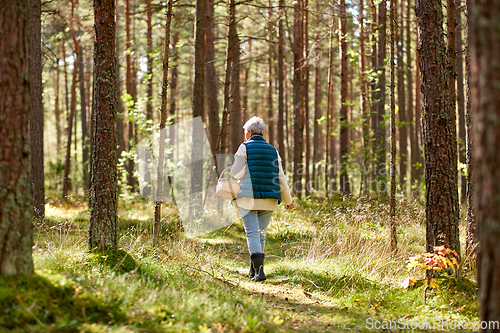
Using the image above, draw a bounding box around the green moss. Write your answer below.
[88,249,139,274]
[0,274,123,330]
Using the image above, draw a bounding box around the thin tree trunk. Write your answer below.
[190,0,206,216]
[416,0,460,260]
[125,0,135,188]
[359,0,369,195]
[30,0,44,220]
[313,0,322,190]
[293,0,305,198]
[339,0,350,195]
[325,24,334,196]
[62,54,79,200]
[415,31,423,181]
[116,0,125,160]
[79,41,89,193]
[146,0,153,123]
[205,0,219,156]
[304,0,311,196]
[389,0,397,254]
[397,0,407,194]
[228,0,241,154]
[267,0,275,147]
[455,0,466,204]
[55,61,61,155]
[464,0,476,260]
[375,0,387,193]
[0,1,34,276]
[153,0,173,247]
[89,0,118,251]
[278,0,286,168]
[370,0,378,192]
[470,0,500,323]
[408,0,418,192]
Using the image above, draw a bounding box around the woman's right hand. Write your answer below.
[286,203,295,209]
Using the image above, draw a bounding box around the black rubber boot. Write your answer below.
[249,259,255,279]
[250,253,266,282]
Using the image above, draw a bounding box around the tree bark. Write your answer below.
[146,0,153,123]
[30,0,45,220]
[359,0,369,195]
[89,0,118,251]
[408,0,419,190]
[153,0,173,247]
[293,0,305,198]
[396,0,407,194]
[277,0,286,169]
[125,0,136,189]
[0,1,34,276]
[55,60,62,155]
[325,23,334,196]
[116,0,126,160]
[79,43,89,192]
[303,0,311,196]
[228,0,241,154]
[313,0,322,190]
[190,0,206,216]
[370,0,378,192]
[470,0,500,323]
[416,0,460,259]
[205,0,219,156]
[464,0,476,261]
[389,0,397,254]
[339,0,350,195]
[375,0,387,193]
[455,0,466,204]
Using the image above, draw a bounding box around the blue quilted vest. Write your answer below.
[236,136,282,203]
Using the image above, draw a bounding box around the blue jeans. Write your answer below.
[238,208,273,254]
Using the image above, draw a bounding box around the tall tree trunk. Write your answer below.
[0,1,34,276]
[89,0,118,251]
[153,0,173,247]
[313,0,322,190]
[116,0,125,161]
[325,24,334,196]
[470,0,500,323]
[62,54,79,200]
[146,0,153,123]
[79,42,89,192]
[267,0,275,148]
[408,0,419,191]
[205,0,219,156]
[55,61,62,155]
[416,0,460,259]
[359,0,369,195]
[293,0,305,198]
[375,0,387,193]
[30,0,44,220]
[190,0,206,216]
[396,0,407,194]
[170,32,179,122]
[415,31,423,181]
[277,0,286,169]
[455,0,466,204]
[464,0,477,261]
[228,0,241,154]
[304,0,311,196]
[125,0,135,188]
[339,0,350,195]
[370,0,378,192]
[389,0,397,253]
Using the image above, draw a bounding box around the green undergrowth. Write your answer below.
[4,195,479,332]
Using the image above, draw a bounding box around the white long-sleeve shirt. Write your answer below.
[230,142,293,211]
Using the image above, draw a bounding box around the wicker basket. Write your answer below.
[216,166,241,200]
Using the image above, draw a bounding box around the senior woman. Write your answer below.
[230,116,294,282]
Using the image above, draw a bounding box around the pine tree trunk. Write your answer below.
[304,0,311,196]
[146,0,153,123]
[339,0,350,195]
[455,0,466,204]
[313,0,322,190]
[125,0,136,189]
[0,1,34,276]
[416,0,460,259]
[153,0,173,247]
[370,0,378,192]
[325,24,334,196]
[79,43,89,193]
[359,0,369,195]
[62,54,79,200]
[396,0,407,194]
[205,0,219,156]
[55,60,62,155]
[277,0,286,169]
[228,0,241,154]
[408,0,419,191]
[375,0,387,193]
[293,0,305,198]
[464,0,477,261]
[470,0,500,323]
[389,0,397,254]
[116,0,126,160]
[30,0,44,220]
[190,0,206,216]
[89,0,118,251]
[267,0,275,148]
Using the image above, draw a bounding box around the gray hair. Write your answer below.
[243,116,265,135]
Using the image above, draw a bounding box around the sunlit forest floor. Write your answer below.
[1,195,479,332]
